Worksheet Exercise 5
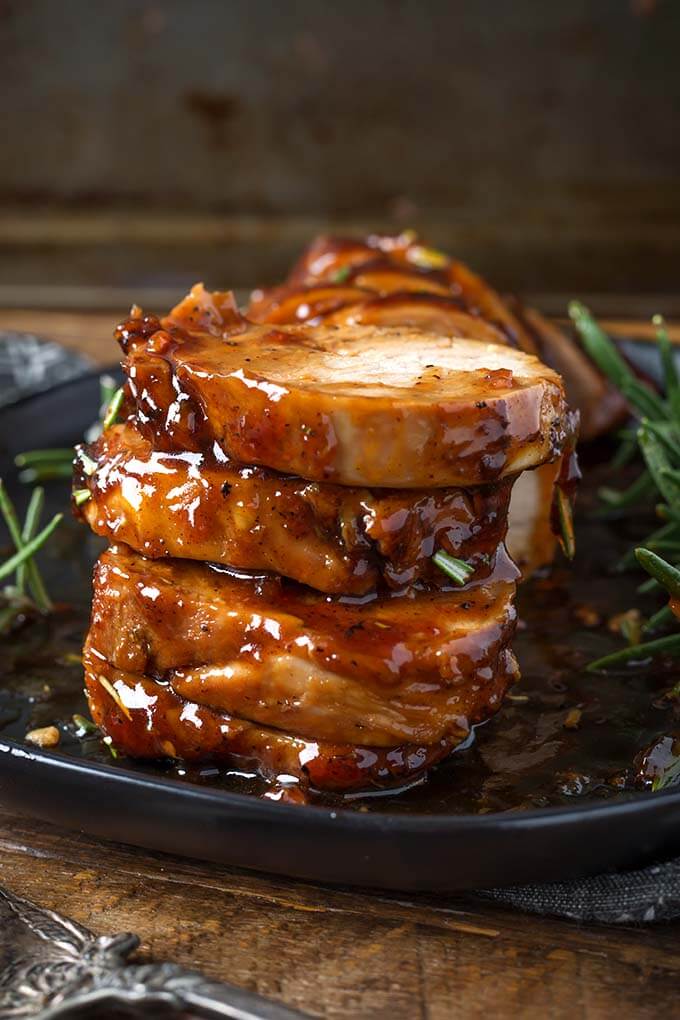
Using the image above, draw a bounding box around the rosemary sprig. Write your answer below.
[0,481,62,625]
[73,488,91,507]
[0,513,63,583]
[569,302,669,421]
[433,551,474,585]
[570,304,680,669]
[15,449,74,467]
[18,487,51,609]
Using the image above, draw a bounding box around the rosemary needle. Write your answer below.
[433,551,474,585]
[102,387,124,430]
[0,514,63,583]
[19,487,52,610]
[587,633,680,672]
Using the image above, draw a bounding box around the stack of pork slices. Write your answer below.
[74,285,577,798]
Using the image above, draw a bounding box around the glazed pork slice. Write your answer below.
[248,232,626,440]
[119,290,572,488]
[86,544,519,748]
[75,423,513,595]
[83,652,470,793]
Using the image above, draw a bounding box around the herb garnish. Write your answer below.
[569,303,680,669]
[0,481,62,630]
[330,265,352,284]
[433,551,474,586]
[102,385,124,430]
[14,449,75,484]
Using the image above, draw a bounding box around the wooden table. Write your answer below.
[2,309,680,1019]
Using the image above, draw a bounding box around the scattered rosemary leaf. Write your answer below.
[99,374,119,414]
[643,604,674,636]
[554,487,575,560]
[19,486,51,609]
[61,652,83,666]
[102,735,119,759]
[639,424,680,506]
[77,449,98,476]
[102,387,124,430]
[654,314,680,419]
[0,513,63,583]
[432,550,474,586]
[18,463,74,483]
[14,448,74,468]
[597,471,655,509]
[406,244,449,270]
[73,488,91,507]
[72,713,99,735]
[330,265,351,284]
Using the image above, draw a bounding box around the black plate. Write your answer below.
[1,371,680,892]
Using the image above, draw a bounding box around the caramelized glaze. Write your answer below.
[75,423,514,595]
[88,544,518,690]
[118,286,571,488]
[83,651,463,793]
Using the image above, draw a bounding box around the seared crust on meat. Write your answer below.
[75,423,513,595]
[86,544,519,748]
[119,287,571,488]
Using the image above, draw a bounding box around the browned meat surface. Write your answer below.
[247,232,625,440]
[86,544,518,748]
[84,652,467,792]
[75,423,514,595]
[118,286,572,488]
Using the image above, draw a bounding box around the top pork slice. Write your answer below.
[120,287,572,488]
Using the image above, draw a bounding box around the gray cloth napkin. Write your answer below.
[3,331,679,925]
[480,859,680,923]
[0,330,91,409]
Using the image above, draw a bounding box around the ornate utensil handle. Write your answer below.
[0,885,307,1019]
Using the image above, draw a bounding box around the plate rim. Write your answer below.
[3,737,679,833]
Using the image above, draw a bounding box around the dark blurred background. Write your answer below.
[1,0,679,313]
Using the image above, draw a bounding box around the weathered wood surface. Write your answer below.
[0,810,679,1020]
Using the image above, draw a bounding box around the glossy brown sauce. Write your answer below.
[1,458,678,812]
[75,423,514,595]
[116,291,572,488]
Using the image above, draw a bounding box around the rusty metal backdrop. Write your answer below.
[0,0,678,301]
